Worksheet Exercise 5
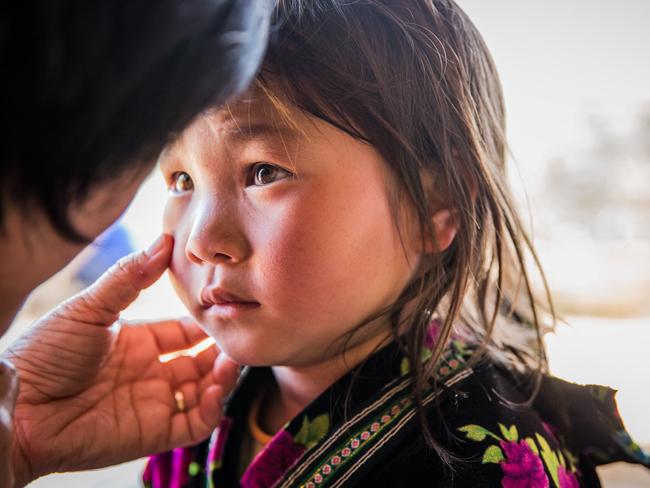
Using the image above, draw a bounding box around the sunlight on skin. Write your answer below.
[158,336,216,363]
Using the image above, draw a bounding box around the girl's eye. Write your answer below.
[248,162,292,186]
[170,171,194,194]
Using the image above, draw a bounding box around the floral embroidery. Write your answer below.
[400,319,440,375]
[294,414,331,449]
[142,334,650,488]
[298,396,412,487]
[240,414,330,488]
[499,439,548,488]
[458,422,580,488]
[204,417,234,488]
[557,464,579,488]
[241,430,306,488]
[399,321,472,379]
[208,416,233,473]
[143,447,197,488]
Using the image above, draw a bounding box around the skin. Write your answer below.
[0,169,239,486]
[160,92,457,439]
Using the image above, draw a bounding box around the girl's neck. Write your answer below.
[259,328,393,436]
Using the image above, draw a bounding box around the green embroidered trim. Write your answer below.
[279,377,414,488]
[298,396,412,488]
[278,340,475,488]
[295,367,474,488]
[400,338,472,378]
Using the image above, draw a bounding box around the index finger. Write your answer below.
[72,234,173,325]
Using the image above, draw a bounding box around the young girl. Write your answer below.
[144,1,649,486]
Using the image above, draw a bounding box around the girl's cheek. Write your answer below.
[166,228,197,315]
[163,199,193,287]
[163,199,194,253]
[167,264,197,317]
[162,199,180,235]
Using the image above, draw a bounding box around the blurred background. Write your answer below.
[1,0,648,486]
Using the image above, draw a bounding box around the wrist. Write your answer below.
[11,440,34,488]
[1,359,31,488]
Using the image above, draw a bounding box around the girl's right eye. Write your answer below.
[170,171,194,194]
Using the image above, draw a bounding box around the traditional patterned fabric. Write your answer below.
[143,324,649,487]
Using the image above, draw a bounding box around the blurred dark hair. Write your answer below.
[0,0,270,241]
[263,0,554,460]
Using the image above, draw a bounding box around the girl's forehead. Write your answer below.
[185,99,291,147]
[162,88,308,160]
[212,85,303,131]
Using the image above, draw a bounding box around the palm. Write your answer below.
[2,235,238,486]
[8,315,227,483]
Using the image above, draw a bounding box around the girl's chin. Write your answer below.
[220,352,275,368]
[211,339,279,368]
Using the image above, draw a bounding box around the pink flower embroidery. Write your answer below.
[558,464,580,488]
[207,416,233,471]
[143,451,171,488]
[424,319,441,349]
[499,440,550,488]
[143,448,191,488]
[241,430,305,488]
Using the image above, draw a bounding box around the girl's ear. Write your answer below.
[416,164,478,255]
[423,207,458,254]
[422,186,477,254]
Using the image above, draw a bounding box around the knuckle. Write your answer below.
[113,252,147,280]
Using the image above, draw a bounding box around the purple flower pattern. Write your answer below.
[143,447,192,488]
[240,430,306,488]
[500,439,549,488]
[459,422,580,488]
[557,465,580,488]
[207,416,233,471]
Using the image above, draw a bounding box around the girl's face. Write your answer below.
[160,93,422,367]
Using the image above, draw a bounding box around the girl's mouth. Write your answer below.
[199,286,260,318]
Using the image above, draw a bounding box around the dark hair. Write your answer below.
[262,0,554,460]
[0,0,270,241]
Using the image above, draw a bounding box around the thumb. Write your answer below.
[67,234,173,324]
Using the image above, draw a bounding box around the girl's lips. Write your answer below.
[199,286,259,309]
[202,301,261,319]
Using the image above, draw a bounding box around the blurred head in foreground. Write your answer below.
[0,0,271,326]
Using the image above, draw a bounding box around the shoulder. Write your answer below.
[366,359,606,487]
[438,361,588,486]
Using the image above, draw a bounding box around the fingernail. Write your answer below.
[146,234,166,257]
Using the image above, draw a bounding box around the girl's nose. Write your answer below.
[184,203,250,265]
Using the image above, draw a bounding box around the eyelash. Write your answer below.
[245,162,293,186]
[168,162,292,194]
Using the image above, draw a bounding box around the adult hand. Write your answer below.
[3,235,239,487]
[0,359,18,487]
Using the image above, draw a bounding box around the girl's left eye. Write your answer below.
[248,162,292,186]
